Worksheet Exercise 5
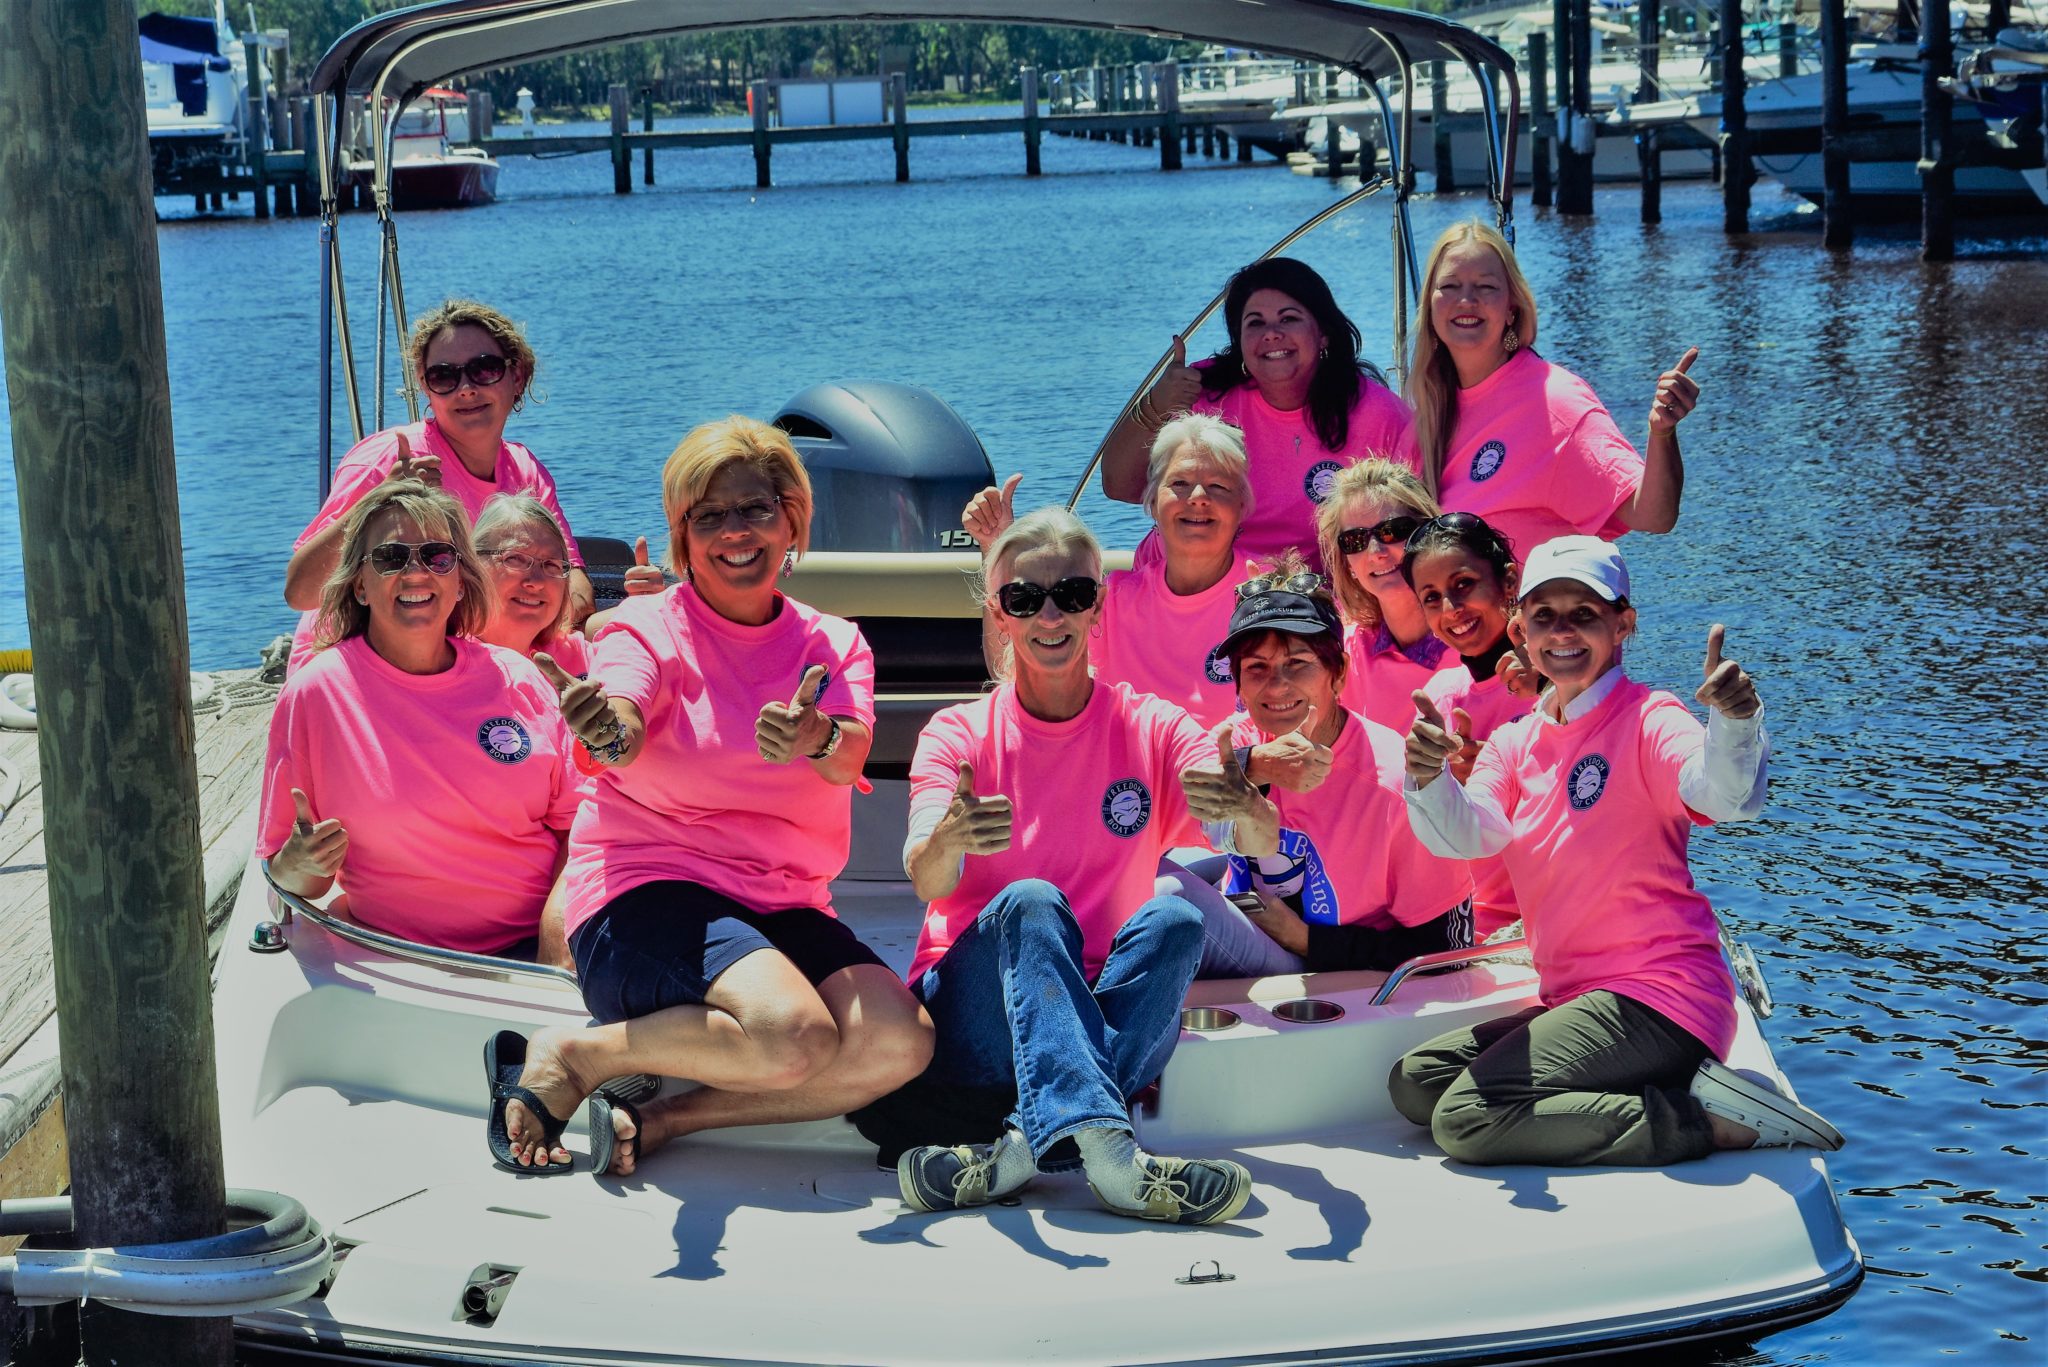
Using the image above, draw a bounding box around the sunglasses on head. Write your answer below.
[996,577,1100,618]
[1337,515,1425,557]
[1405,510,1504,554]
[368,540,459,576]
[421,353,509,396]
[1235,571,1326,600]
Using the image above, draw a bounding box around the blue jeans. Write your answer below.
[1158,855,1307,978]
[913,879,1204,1170]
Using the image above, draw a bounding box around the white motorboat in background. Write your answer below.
[351,88,500,210]
[140,3,248,183]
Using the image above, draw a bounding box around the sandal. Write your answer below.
[485,1030,576,1175]
[587,1088,644,1178]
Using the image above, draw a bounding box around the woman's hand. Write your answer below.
[962,473,1022,554]
[535,651,634,765]
[389,431,441,486]
[1183,723,1280,855]
[1499,617,1545,701]
[622,536,665,596]
[1143,335,1202,424]
[1243,887,1309,955]
[1406,691,1466,788]
[935,761,1013,858]
[1648,347,1700,435]
[1694,624,1759,719]
[1442,706,1480,783]
[273,787,348,891]
[1246,706,1333,793]
[756,666,831,764]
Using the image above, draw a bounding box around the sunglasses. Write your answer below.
[1236,571,1326,600]
[996,576,1100,618]
[421,353,509,395]
[485,549,570,581]
[1337,516,1425,556]
[1405,510,1507,555]
[685,497,782,536]
[368,540,458,576]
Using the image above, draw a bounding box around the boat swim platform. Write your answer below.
[215,862,1861,1365]
[0,667,279,1239]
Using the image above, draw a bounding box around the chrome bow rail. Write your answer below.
[1369,938,1530,1007]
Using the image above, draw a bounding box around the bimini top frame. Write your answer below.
[305,0,1519,492]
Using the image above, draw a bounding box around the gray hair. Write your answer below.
[1142,413,1254,525]
[471,492,574,643]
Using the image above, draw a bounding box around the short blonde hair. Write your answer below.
[978,506,1104,682]
[1316,459,1442,629]
[315,479,490,649]
[406,299,539,409]
[472,492,574,643]
[1143,414,1255,526]
[660,416,815,577]
[1406,221,1540,498]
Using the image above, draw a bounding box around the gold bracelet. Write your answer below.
[1135,393,1166,432]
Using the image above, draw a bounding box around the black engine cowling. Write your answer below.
[772,381,994,553]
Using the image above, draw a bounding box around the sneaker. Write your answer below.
[898,1143,1001,1212]
[1689,1059,1845,1151]
[1096,1155,1253,1225]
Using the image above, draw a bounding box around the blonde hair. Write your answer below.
[978,506,1104,682]
[406,299,539,409]
[472,492,574,645]
[1405,221,1540,499]
[1316,459,1442,629]
[660,415,815,578]
[1143,414,1255,525]
[315,479,490,649]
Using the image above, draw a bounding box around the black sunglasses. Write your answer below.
[1337,515,1425,556]
[368,540,458,576]
[421,353,509,396]
[1405,510,1505,555]
[996,577,1100,618]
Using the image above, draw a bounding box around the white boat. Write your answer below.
[140,3,248,183]
[350,88,500,211]
[225,1,1861,1361]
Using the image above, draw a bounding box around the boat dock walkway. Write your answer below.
[0,670,278,1234]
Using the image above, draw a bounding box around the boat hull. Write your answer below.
[367,157,500,210]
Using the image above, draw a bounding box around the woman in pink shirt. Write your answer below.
[259,480,580,964]
[1403,222,1701,561]
[283,299,593,671]
[489,417,932,1178]
[1394,537,1843,1166]
[472,494,589,675]
[963,413,1258,727]
[1317,459,1454,732]
[891,507,1274,1225]
[1101,258,1413,567]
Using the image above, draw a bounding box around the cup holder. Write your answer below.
[1271,998,1345,1024]
[1180,1006,1242,1033]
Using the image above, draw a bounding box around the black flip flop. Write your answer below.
[587,1088,643,1178]
[485,1029,576,1175]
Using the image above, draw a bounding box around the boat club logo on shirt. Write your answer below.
[1101,779,1153,838]
[1567,753,1610,810]
[478,717,533,764]
[1470,440,1508,482]
[1203,647,1233,684]
[1304,460,1344,503]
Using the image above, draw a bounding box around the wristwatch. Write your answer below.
[807,714,842,761]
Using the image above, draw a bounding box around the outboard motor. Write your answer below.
[772,381,993,552]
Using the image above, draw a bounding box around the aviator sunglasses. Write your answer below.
[996,577,1100,618]
[1337,515,1425,557]
[368,540,459,576]
[420,352,509,396]
[1235,571,1326,599]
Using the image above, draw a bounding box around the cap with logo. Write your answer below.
[1217,586,1344,662]
[1518,536,1630,604]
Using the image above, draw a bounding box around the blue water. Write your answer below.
[3,114,2043,1363]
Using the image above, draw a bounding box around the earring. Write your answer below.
[354,589,367,605]
[1502,325,1520,354]
[780,549,796,580]
[1319,344,1329,359]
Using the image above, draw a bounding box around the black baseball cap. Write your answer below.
[1217,588,1343,661]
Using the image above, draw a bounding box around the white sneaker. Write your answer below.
[1690,1059,1844,1151]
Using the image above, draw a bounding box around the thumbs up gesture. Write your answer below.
[1181,720,1277,832]
[536,650,629,761]
[622,535,665,596]
[1499,616,1545,701]
[938,760,1013,857]
[388,430,442,487]
[1143,333,1203,422]
[962,473,1023,554]
[1694,624,1759,719]
[1649,347,1700,434]
[756,664,830,764]
[1406,690,1466,787]
[275,786,349,887]
[1245,704,1335,793]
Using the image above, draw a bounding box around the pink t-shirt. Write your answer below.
[562,585,876,937]
[1423,666,1532,937]
[1092,552,1258,728]
[289,419,583,671]
[257,636,581,953]
[907,681,1212,982]
[1463,674,1737,1058]
[1411,349,1643,562]
[1235,709,1471,931]
[1339,622,1453,733]
[533,629,589,677]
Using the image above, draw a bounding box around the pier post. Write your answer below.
[1821,0,1853,247]
[1021,66,1041,176]
[1089,68,1105,140]
[473,90,493,141]
[642,85,655,185]
[1431,62,1455,190]
[245,38,271,220]
[1530,34,1552,207]
[751,79,772,188]
[292,97,315,216]
[0,3,230,1364]
[1638,0,1662,222]
[1139,65,1155,148]
[609,84,630,193]
[1557,0,1595,213]
[1160,61,1182,170]
[1780,22,1799,78]
[1920,0,1954,259]
[890,74,909,182]
[1203,121,1216,158]
[1719,0,1750,232]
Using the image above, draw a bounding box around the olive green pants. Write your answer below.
[1388,990,1715,1167]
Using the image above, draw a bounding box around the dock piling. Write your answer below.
[642,86,655,185]
[1530,34,1552,207]
[1557,0,1595,213]
[1720,0,1750,232]
[244,38,270,220]
[1779,21,1799,77]
[1021,66,1041,175]
[1159,60,1182,170]
[1431,63,1455,191]
[1821,0,1852,247]
[1638,0,1662,223]
[609,84,630,194]
[473,90,493,141]
[1921,0,1954,259]
[890,74,909,182]
[751,79,772,188]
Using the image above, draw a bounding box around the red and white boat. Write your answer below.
[353,87,499,210]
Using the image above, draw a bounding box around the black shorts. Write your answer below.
[569,879,887,1024]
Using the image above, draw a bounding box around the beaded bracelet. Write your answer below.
[584,716,630,766]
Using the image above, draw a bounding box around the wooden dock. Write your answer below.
[0,669,278,1231]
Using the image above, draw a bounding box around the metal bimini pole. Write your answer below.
[314,94,366,495]
[1368,30,1422,387]
[370,89,421,430]
[1470,57,1522,244]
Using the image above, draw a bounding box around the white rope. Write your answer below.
[0,669,282,733]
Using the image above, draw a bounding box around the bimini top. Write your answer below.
[311,0,1516,104]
